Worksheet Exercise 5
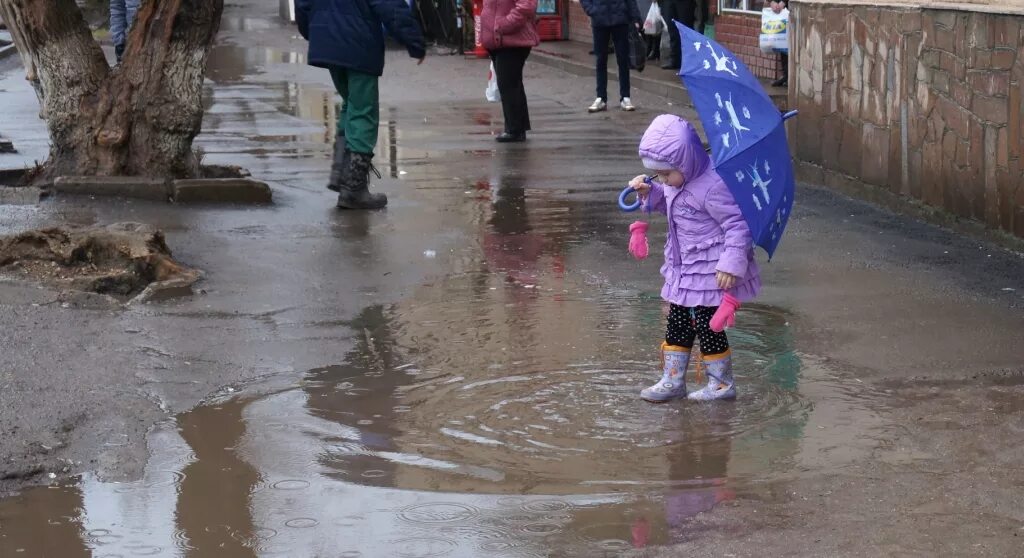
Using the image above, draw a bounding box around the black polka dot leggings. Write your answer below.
[665,304,730,355]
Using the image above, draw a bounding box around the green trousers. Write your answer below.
[328,67,379,155]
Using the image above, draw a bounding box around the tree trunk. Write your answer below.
[0,0,223,181]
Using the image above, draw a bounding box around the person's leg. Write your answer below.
[494,48,531,137]
[772,52,789,86]
[641,304,695,402]
[110,0,127,61]
[493,48,531,136]
[695,0,708,34]
[661,0,682,68]
[610,24,631,101]
[336,70,387,209]
[678,0,697,29]
[514,48,532,133]
[646,33,661,60]
[592,25,611,102]
[341,70,379,155]
[326,67,351,192]
[492,49,518,134]
[666,304,698,349]
[688,306,736,400]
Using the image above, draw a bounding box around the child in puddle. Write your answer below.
[631,114,760,402]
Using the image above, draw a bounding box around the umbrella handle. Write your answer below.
[619,186,642,212]
[619,176,653,212]
[782,110,799,121]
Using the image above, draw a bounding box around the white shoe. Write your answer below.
[587,98,607,113]
[620,97,636,111]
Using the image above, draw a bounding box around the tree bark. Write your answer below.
[0,0,223,181]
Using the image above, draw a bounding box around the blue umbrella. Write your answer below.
[674,22,797,258]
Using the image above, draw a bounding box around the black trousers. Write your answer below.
[490,47,532,135]
[592,24,631,102]
[660,0,697,66]
[665,304,730,356]
[645,33,661,59]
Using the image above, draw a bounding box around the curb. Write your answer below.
[53,176,170,201]
[0,167,29,186]
[49,176,273,204]
[172,178,272,204]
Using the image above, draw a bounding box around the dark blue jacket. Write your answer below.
[296,0,426,77]
[580,0,642,28]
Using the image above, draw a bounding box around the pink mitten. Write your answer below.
[628,221,649,260]
[710,292,741,332]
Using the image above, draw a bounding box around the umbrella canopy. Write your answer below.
[675,22,796,258]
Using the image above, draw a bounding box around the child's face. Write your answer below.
[650,169,685,188]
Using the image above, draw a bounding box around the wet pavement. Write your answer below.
[2,1,1024,556]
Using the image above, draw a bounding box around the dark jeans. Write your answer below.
[592,24,631,101]
[490,47,532,134]
[666,304,730,355]
[660,0,697,66]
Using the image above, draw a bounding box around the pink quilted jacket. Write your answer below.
[480,0,540,50]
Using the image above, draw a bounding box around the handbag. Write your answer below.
[628,26,646,72]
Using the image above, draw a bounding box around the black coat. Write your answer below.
[581,0,642,28]
[296,0,426,76]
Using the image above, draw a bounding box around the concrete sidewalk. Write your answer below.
[529,38,789,110]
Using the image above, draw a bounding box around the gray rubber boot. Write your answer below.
[640,343,691,403]
[327,138,349,193]
[337,152,387,210]
[687,352,737,401]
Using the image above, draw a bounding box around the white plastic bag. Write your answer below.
[759,8,789,53]
[485,62,501,102]
[643,3,664,36]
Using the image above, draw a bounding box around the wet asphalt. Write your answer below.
[1,1,1023,556]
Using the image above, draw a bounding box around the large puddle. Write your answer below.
[0,292,887,556]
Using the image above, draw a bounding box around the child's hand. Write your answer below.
[629,175,650,195]
[716,271,737,290]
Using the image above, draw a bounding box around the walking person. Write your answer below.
[296,0,426,210]
[480,0,540,143]
[110,0,139,63]
[582,0,642,113]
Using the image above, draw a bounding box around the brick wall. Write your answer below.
[567,0,590,42]
[713,9,782,79]
[791,1,1024,237]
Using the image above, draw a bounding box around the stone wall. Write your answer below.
[790,1,1024,238]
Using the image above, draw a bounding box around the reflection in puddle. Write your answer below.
[0,292,887,556]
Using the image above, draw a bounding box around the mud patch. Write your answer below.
[0,222,200,301]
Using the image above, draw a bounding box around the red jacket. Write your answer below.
[480,0,540,50]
